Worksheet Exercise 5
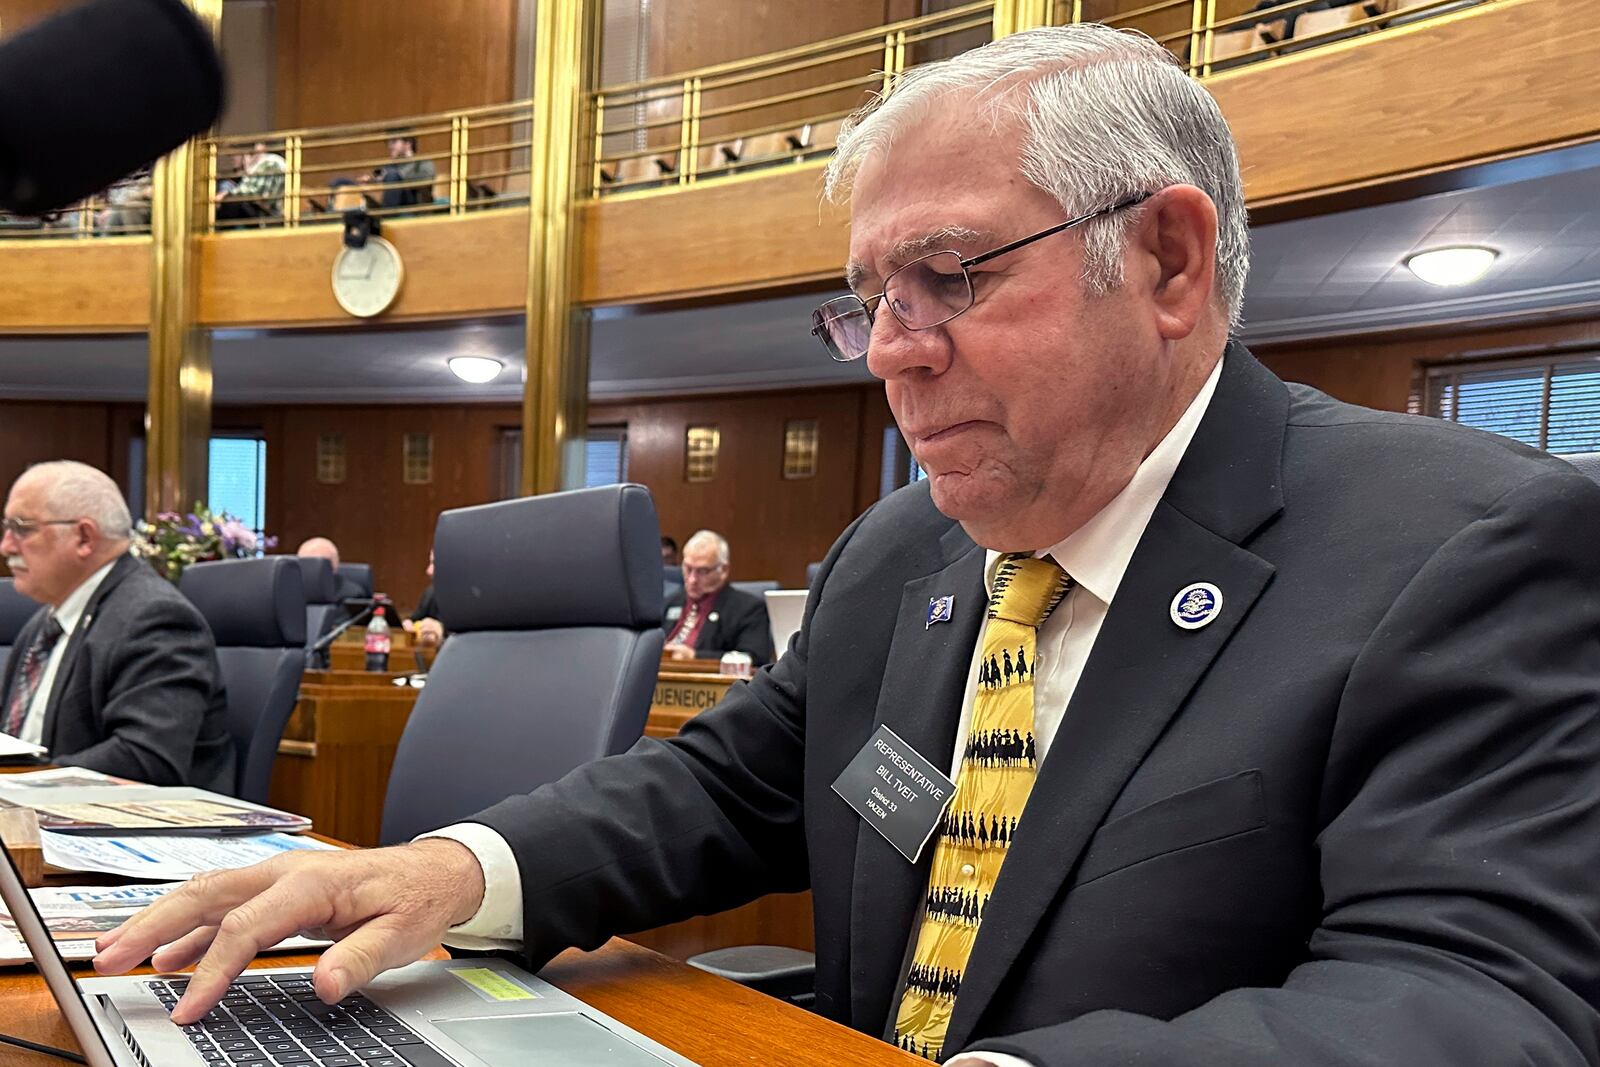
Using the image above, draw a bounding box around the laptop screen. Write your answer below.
[0,839,119,1067]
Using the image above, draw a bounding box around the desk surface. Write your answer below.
[0,939,917,1067]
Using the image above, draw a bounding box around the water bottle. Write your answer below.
[364,603,391,672]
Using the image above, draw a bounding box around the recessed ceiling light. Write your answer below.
[1404,246,1498,287]
[448,356,503,383]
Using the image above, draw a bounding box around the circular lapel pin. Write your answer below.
[1170,583,1223,630]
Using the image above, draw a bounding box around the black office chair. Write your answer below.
[730,580,779,597]
[379,484,666,844]
[1562,451,1600,486]
[0,578,40,663]
[662,563,684,604]
[804,561,823,588]
[295,556,339,659]
[180,557,307,802]
[340,562,374,598]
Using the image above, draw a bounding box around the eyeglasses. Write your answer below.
[682,564,727,580]
[810,191,1154,362]
[1,517,78,540]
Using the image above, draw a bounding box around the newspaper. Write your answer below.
[41,831,339,880]
[0,767,135,789]
[0,779,310,835]
[0,882,327,967]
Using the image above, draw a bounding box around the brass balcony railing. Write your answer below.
[0,0,1492,235]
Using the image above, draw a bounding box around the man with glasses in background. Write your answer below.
[97,25,1600,1067]
[0,460,232,789]
[663,529,775,664]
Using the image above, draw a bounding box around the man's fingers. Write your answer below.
[171,880,336,1023]
[95,865,284,974]
[149,926,220,974]
[313,913,439,1004]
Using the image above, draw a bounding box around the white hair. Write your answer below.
[683,529,730,566]
[23,461,132,541]
[824,23,1250,327]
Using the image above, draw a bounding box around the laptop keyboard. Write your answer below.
[146,975,455,1067]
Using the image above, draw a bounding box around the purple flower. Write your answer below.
[219,519,257,553]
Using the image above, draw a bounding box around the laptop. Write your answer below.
[0,839,698,1067]
[763,590,808,657]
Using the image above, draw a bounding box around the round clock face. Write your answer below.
[331,236,404,318]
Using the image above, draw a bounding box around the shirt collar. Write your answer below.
[984,355,1223,606]
[51,557,121,637]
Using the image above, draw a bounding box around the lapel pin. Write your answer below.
[926,594,955,629]
[708,611,720,623]
[1170,583,1223,630]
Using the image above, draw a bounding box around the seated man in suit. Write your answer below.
[0,461,232,790]
[662,529,774,664]
[101,25,1600,1067]
[295,537,366,603]
[402,550,444,649]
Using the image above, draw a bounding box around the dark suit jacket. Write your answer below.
[662,584,774,665]
[471,346,1600,1065]
[0,554,234,791]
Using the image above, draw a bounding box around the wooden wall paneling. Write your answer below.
[197,212,529,327]
[853,386,896,516]
[274,0,519,133]
[591,385,866,587]
[1255,315,1600,414]
[0,401,114,502]
[245,401,521,613]
[0,0,71,36]
[0,242,150,333]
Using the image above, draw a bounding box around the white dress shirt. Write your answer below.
[426,359,1223,1064]
[16,558,119,747]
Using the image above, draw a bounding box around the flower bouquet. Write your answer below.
[132,504,277,582]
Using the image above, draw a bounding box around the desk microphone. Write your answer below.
[0,0,224,215]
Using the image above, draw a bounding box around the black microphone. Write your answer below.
[0,0,225,215]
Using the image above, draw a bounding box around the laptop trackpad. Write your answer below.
[434,1013,676,1066]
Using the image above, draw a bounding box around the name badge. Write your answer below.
[831,724,956,863]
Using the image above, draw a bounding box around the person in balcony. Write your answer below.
[214,141,287,222]
[370,129,437,211]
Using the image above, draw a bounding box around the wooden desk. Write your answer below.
[0,939,916,1067]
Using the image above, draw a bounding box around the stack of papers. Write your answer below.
[0,732,47,763]
[0,882,328,966]
[40,831,338,881]
[0,775,311,835]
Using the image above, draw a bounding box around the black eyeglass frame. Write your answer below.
[811,190,1155,362]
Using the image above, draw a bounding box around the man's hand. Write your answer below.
[413,618,445,648]
[664,642,695,661]
[93,839,485,1024]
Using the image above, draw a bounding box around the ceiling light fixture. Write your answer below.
[1404,246,1498,287]
[447,356,504,384]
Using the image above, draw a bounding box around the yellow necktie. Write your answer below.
[894,553,1073,1062]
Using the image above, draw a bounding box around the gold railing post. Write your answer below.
[1189,0,1204,76]
[686,77,703,184]
[146,0,221,518]
[894,29,907,81]
[1202,0,1218,75]
[676,78,694,186]
[449,116,464,214]
[882,32,897,93]
[591,93,607,196]
[521,0,595,495]
[285,135,302,227]
[206,142,218,231]
[1071,0,1084,24]
[458,116,473,207]
[993,0,1049,39]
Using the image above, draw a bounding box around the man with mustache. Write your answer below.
[1,460,231,790]
[97,25,1600,1066]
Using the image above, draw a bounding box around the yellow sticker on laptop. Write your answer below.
[446,967,541,1002]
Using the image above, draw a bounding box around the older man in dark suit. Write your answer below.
[662,529,775,665]
[100,24,1600,1067]
[0,461,232,790]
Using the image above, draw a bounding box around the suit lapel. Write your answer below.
[945,344,1291,1048]
[42,555,136,749]
[849,525,984,1035]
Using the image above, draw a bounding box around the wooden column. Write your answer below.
[521,0,596,495]
[146,0,222,516]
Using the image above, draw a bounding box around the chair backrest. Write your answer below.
[804,561,823,588]
[731,579,779,598]
[1207,26,1266,63]
[340,562,374,597]
[179,558,307,802]
[379,484,665,844]
[294,557,339,653]
[0,578,40,663]
[1562,452,1600,487]
[663,563,685,604]
[1292,5,1366,39]
[804,117,844,152]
